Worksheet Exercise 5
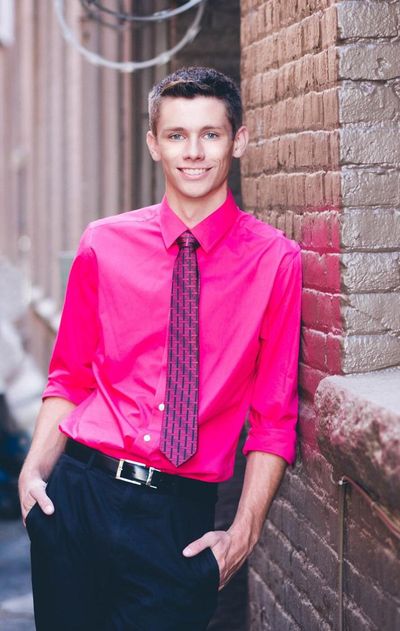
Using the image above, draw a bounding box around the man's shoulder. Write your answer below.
[238,210,301,260]
[86,204,160,234]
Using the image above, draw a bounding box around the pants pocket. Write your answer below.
[25,501,40,537]
[205,546,220,590]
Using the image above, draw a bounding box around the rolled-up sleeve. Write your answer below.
[42,227,99,405]
[243,247,302,465]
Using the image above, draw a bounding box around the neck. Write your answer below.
[165,186,229,228]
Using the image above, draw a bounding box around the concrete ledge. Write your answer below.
[315,368,400,516]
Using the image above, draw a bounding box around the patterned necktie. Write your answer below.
[160,230,200,467]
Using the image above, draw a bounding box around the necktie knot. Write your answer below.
[176,231,199,251]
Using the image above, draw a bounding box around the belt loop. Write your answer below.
[85,451,96,470]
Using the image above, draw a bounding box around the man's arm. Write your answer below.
[183,451,286,589]
[19,228,99,524]
[184,247,302,587]
[18,397,76,523]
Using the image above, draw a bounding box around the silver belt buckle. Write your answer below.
[115,458,160,489]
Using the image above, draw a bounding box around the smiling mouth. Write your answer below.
[178,168,211,176]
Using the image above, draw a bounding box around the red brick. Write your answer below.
[302,91,314,129]
[286,94,304,131]
[278,135,295,169]
[324,170,341,208]
[256,4,266,40]
[243,109,255,139]
[277,29,287,65]
[263,103,273,136]
[287,173,305,207]
[253,73,263,106]
[262,70,277,104]
[241,176,258,208]
[321,5,337,49]
[286,22,302,61]
[329,129,340,167]
[322,87,339,129]
[311,91,324,129]
[325,251,341,291]
[294,173,306,207]
[260,35,276,71]
[302,250,341,291]
[314,49,329,89]
[299,362,327,399]
[285,209,295,239]
[300,211,340,251]
[295,132,314,168]
[302,13,321,54]
[326,332,342,372]
[275,173,288,206]
[305,171,324,208]
[301,328,328,371]
[301,289,342,333]
[263,138,279,172]
[264,3,273,35]
[240,152,251,177]
[277,99,287,133]
[312,131,330,168]
[276,66,287,100]
[271,0,281,30]
[283,62,296,100]
[327,45,338,85]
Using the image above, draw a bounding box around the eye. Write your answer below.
[169,133,184,141]
[204,131,219,139]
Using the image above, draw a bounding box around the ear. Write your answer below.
[146,130,161,162]
[232,125,249,159]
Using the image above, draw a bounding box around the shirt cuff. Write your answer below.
[42,381,92,406]
[242,429,297,466]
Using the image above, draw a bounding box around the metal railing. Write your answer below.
[335,475,400,631]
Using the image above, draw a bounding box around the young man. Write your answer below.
[19,67,302,630]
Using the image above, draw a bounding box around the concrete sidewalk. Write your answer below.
[0,519,34,630]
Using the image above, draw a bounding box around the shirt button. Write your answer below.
[158,403,165,411]
[143,434,151,442]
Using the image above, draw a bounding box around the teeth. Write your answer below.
[181,168,208,175]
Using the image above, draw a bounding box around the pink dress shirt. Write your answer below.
[43,190,302,482]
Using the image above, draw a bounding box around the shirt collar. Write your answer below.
[159,189,239,254]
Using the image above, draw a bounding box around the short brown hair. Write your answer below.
[148,66,242,136]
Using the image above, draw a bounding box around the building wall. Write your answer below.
[241,1,400,630]
[337,1,400,372]
[0,0,134,369]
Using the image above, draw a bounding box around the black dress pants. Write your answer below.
[26,451,220,631]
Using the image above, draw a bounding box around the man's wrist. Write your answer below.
[20,449,57,483]
[227,521,260,559]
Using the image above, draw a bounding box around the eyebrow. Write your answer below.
[162,126,226,133]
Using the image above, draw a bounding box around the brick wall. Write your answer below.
[337,1,400,372]
[241,1,400,630]
[241,0,341,404]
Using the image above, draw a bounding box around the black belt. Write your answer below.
[65,439,218,501]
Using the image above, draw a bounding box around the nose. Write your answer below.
[183,135,205,161]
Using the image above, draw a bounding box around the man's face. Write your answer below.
[146,96,248,207]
